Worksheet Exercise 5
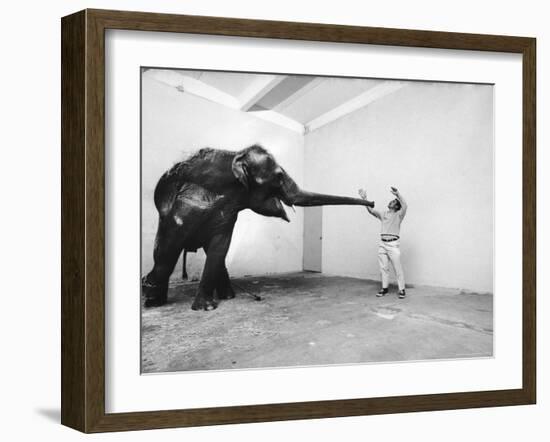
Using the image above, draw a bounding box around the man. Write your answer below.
[358,187,408,299]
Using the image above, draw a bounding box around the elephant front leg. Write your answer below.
[191,231,233,311]
[216,266,235,300]
[191,260,220,311]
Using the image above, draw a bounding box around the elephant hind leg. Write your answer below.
[143,219,186,308]
[144,185,216,308]
[142,277,169,308]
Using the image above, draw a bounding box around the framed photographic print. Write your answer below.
[61,9,536,433]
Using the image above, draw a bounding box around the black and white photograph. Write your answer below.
[140,67,494,374]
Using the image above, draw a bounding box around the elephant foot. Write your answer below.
[191,294,218,311]
[216,284,236,300]
[142,278,168,308]
[144,296,167,308]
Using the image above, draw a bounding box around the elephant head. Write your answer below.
[231,145,375,221]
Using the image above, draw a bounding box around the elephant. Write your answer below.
[142,144,375,311]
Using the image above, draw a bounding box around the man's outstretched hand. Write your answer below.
[358,188,368,200]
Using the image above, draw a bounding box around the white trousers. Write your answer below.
[378,239,405,291]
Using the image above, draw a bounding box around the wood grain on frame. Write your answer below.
[61,9,536,433]
[61,10,86,431]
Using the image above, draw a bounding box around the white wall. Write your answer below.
[305,82,494,292]
[142,71,304,281]
[2,1,548,442]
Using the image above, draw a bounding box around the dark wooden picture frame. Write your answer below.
[61,9,536,433]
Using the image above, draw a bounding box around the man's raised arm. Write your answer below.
[391,187,407,216]
[358,188,381,219]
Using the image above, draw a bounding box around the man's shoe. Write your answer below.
[377,288,388,297]
[398,289,406,299]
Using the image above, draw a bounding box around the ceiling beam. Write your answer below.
[147,70,303,134]
[238,75,286,111]
[148,69,240,109]
[273,77,325,111]
[305,81,407,133]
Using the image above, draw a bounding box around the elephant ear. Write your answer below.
[232,152,249,191]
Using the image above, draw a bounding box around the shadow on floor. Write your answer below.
[35,408,60,423]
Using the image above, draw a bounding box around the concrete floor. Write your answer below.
[141,272,493,373]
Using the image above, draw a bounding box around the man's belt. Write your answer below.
[381,236,399,242]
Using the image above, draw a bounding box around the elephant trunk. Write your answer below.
[280,171,375,208]
[291,190,375,207]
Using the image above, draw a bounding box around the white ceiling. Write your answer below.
[180,70,256,97]
[146,69,404,134]
[280,77,383,124]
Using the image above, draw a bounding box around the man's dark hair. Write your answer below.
[393,199,402,210]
